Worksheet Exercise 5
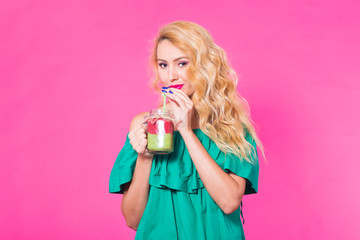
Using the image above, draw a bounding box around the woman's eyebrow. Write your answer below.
[173,56,189,62]
[157,56,189,62]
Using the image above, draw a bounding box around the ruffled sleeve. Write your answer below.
[208,131,259,195]
[109,134,138,194]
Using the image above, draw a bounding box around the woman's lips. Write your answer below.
[169,84,184,89]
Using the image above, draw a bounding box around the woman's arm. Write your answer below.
[121,155,152,230]
[181,131,246,214]
[121,113,153,230]
[163,88,246,214]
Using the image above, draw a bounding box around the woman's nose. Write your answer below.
[168,67,178,81]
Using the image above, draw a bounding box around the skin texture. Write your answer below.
[121,113,152,230]
[121,40,246,230]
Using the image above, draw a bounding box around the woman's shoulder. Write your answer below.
[129,111,149,131]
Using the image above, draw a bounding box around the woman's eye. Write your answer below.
[179,61,188,67]
[159,63,167,68]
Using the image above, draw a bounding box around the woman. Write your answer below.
[109,21,264,240]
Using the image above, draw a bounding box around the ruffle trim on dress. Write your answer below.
[109,134,137,194]
[109,129,259,195]
[149,129,206,193]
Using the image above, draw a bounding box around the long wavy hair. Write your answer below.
[150,21,264,163]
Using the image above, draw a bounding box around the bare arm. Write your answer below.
[181,131,246,214]
[121,113,153,230]
[163,88,246,214]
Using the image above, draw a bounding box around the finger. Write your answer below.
[129,128,140,144]
[142,116,149,127]
[167,96,182,114]
[137,135,148,153]
[129,123,142,138]
[163,91,187,110]
[133,131,146,152]
[166,94,180,107]
[169,88,193,106]
[129,128,138,145]
[162,91,178,103]
[135,128,147,144]
[137,121,148,133]
[129,115,149,137]
[167,89,193,109]
[139,138,148,152]
[167,91,191,111]
[129,124,146,146]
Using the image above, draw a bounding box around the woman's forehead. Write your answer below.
[157,40,188,61]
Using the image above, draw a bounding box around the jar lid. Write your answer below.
[149,109,173,116]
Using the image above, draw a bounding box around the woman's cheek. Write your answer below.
[159,72,166,82]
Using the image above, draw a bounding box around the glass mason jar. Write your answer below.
[147,109,174,154]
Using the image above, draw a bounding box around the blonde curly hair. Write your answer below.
[150,21,264,163]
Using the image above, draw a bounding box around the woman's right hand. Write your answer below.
[128,116,153,157]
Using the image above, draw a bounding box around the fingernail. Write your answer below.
[169,90,173,94]
[162,87,169,89]
[162,90,168,93]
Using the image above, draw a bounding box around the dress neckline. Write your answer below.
[174,128,202,133]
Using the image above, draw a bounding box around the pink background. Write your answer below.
[1,0,359,239]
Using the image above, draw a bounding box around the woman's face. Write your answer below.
[156,39,195,97]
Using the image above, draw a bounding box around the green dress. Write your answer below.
[109,129,259,240]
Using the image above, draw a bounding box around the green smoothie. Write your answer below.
[147,133,174,154]
[147,112,174,154]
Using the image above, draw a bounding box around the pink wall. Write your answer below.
[1,0,359,239]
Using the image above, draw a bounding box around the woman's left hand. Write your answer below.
[162,88,194,135]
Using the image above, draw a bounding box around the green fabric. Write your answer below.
[109,129,259,240]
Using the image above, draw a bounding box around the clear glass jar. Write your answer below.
[147,109,174,154]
